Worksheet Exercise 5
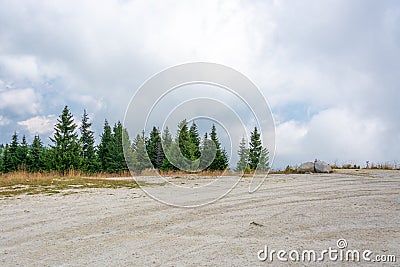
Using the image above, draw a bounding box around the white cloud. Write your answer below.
[274,107,391,168]
[18,115,56,135]
[0,88,41,115]
[0,55,40,81]
[0,0,398,167]
[0,115,11,126]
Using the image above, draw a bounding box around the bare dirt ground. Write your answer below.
[0,170,399,266]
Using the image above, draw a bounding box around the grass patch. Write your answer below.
[0,175,139,198]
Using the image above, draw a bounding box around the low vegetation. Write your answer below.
[0,171,138,197]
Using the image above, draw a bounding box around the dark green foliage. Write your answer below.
[188,122,201,160]
[28,135,45,172]
[18,135,29,170]
[160,127,176,171]
[0,108,235,174]
[177,120,191,160]
[0,144,3,172]
[98,120,113,172]
[112,122,128,172]
[80,110,97,173]
[199,133,215,170]
[258,147,270,171]
[208,125,229,171]
[2,144,12,172]
[49,106,81,175]
[132,132,152,172]
[239,127,270,172]
[146,127,163,169]
[249,127,262,170]
[236,137,249,171]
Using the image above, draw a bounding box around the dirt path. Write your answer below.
[0,170,399,266]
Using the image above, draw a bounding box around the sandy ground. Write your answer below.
[0,170,399,266]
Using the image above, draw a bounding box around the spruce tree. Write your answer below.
[112,121,127,172]
[188,122,201,160]
[18,135,29,170]
[208,125,229,171]
[258,147,270,171]
[49,106,81,175]
[29,135,44,172]
[132,132,152,173]
[200,132,215,170]
[98,120,113,172]
[80,110,97,173]
[8,132,19,171]
[160,127,175,171]
[0,144,3,172]
[249,127,262,171]
[3,144,12,172]
[236,137,249,171]
[177,119,190,160]
[146,127,162,168]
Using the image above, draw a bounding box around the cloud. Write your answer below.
[0,88,41,116]
[18,115,56,135]
[274,107,395,167]
[0,0,398,167]
[0,115,11,126]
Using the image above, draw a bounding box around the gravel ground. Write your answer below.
[0,170,399,266]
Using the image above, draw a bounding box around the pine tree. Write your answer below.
[3,144,12,172]
[18,135,29,170]
[0,144,4,172]
[29,135,44,172]
[200,132,214,170]
[249,127,262,171]
[98,120,113,172]
[258,147,270,171]
[177,119,190,160]
[188,122,201,160]
[132,132,152,173]
[236,137,249,171]
[8,132,19,171]
[208,125,229,171]
[160,127,175,171]
[80,110,97,173]
[112,121,128,172]
[146,126,162,168]
[49,106,81,175]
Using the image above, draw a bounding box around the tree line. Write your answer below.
[1,106,260,175]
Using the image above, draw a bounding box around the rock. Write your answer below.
[297,162,315,173]
[314,160,332,173]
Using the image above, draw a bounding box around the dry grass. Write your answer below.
[0,171,138,198]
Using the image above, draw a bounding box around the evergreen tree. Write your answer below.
[199,132,215,170]
[0,144,3,172]
[177,119,190,160]
[3,144,12,172]
[80,110,97,173]
[132,132,152,173]
[49,106,81,175]
[112,121,128,172]
[18,135,29,170]
[146,127,162,168]
[98,120,113,172]
[208,125,229,171]
[8,132,19,171]
[258,147,270,171]
[248,127,262,171]
[29,135,44,172]
[188,122,201,160]
[160,127,175,171]
[236,137,249,171]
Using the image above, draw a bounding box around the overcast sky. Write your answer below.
[0,0,399,169]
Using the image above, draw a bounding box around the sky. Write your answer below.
[0,0,399,169]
